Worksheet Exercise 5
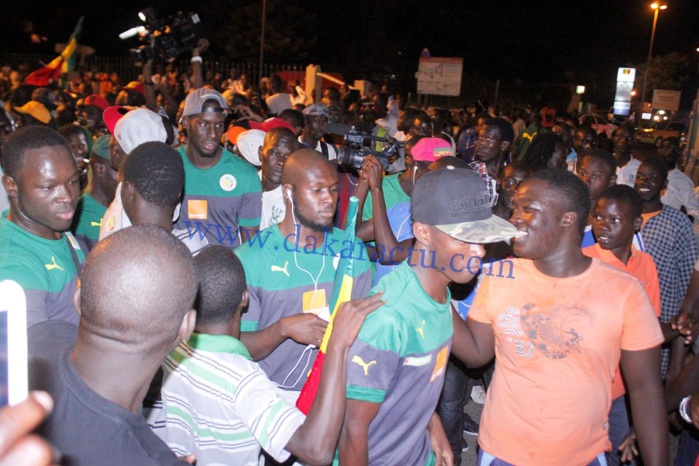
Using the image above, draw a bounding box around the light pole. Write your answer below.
[640,2,667,106]
[259,0,267,84]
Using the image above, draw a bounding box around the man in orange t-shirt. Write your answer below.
[452,170,667,466]
[583,185,661,466]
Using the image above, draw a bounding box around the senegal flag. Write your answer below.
[296,196,359,414]
[25,16,84,87]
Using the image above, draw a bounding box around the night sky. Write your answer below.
[3,0,698,105]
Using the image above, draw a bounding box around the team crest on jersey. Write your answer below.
[219,174,237,191]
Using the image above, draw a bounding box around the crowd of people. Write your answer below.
[1,42,699,466]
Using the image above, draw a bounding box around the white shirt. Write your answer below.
[662,168,699,222]
[260,174,286,230]
[100,182,207,254]
[99,182,131,240]
[265,93,293,115]
[616,157,642,187]
[0,183,9,215]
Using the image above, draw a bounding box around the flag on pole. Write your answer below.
[25,16,84,87]
[296,196,359,414]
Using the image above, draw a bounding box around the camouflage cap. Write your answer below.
[435,217,520,244]
[412,167,519,244]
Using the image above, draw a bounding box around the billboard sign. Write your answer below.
[416,57,463,96]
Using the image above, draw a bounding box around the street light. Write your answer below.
[640,2,668,106]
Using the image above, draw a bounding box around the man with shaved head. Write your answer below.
[29,225,197,465]
[236,148,372,403]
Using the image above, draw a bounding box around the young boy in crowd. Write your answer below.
[153,245,383,465]
[576,149,618,247]
[583,185,661,466]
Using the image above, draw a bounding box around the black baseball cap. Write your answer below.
[412,167,520,243]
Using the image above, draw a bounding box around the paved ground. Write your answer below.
[460,399,482,466]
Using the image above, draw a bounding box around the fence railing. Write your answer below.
[0,52,305,90]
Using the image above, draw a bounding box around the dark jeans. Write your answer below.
[675,428,699,466]
[437,356,491,466]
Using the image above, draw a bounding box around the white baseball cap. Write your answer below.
[236,129,266,166]
[114,108,168,154]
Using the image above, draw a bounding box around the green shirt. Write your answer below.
[175,146,263,248]
[0,213,84,327]
[236,224,372,390]
[361,174,410,221]
[343,263,452,466]
[72,193,107,251]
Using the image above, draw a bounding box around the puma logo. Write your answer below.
[45,256,64,271]
[416,320,426,339]
[271,261,290,277]
[352,355,377,376]
[90,219,103,227]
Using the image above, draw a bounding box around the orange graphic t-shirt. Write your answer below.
[469,258,664,466]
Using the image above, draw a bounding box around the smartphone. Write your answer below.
[0,280,28,406]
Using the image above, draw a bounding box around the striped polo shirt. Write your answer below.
[153,333,306,465]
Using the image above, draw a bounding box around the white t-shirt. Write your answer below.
[662,168,699,222]
[100,182,208,254]
[616,157,642,187]
[260,184,286,231]
[265,93,293,115]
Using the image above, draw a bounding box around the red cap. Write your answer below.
[82,94,110,111]
[103,106,134,135]
[249,117,296,134]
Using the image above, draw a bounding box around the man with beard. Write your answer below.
[451,169,667,466]
[0,126,83,327]
[174,88,262,248]
[235,149,372,401]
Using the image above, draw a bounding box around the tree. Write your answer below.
[201,0,317,62]
[636,52,693,94]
